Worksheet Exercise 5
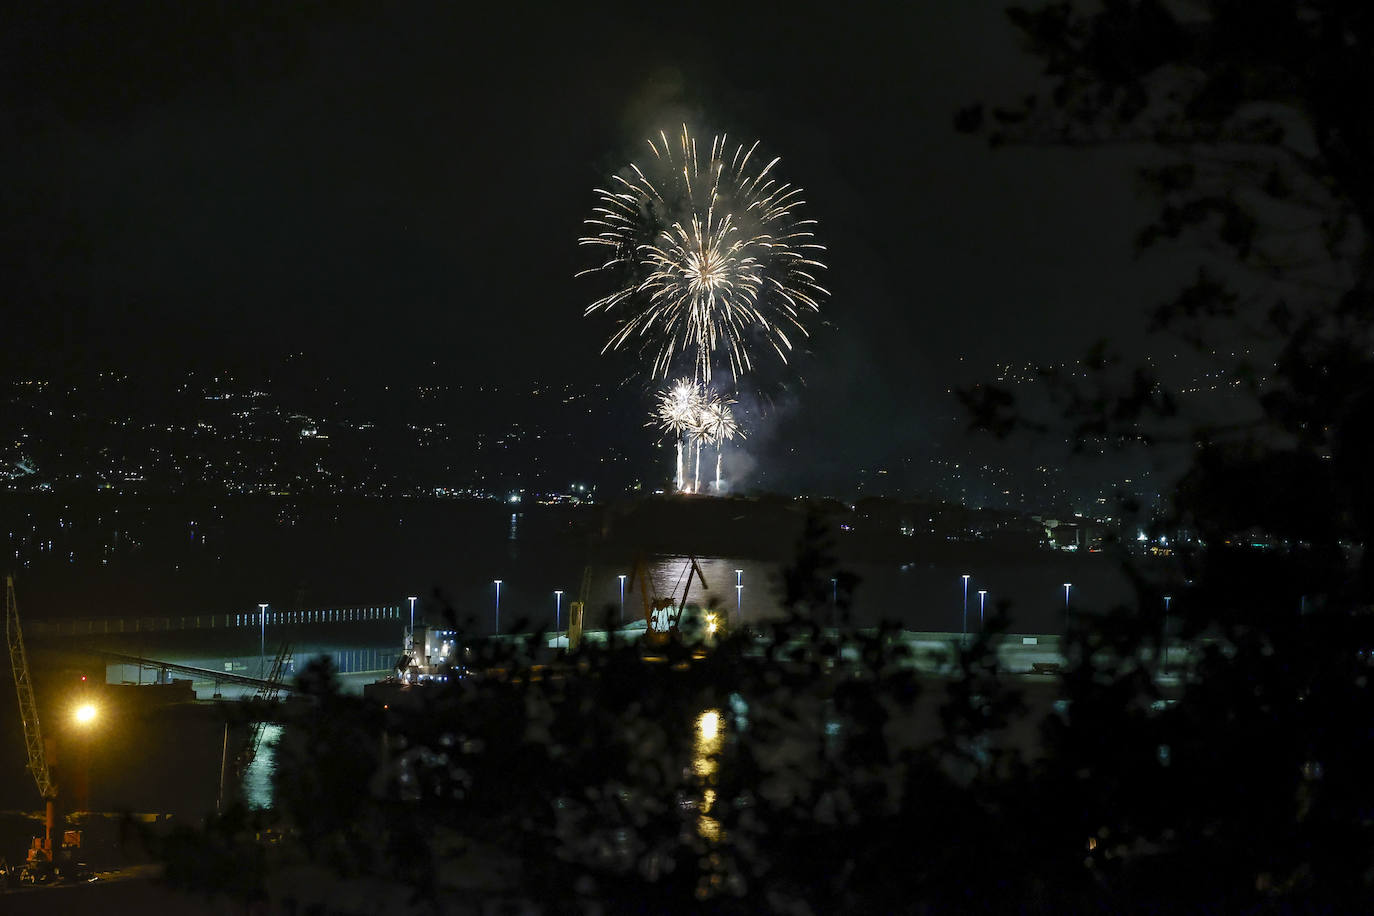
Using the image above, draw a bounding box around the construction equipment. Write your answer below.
[565,501,632,651]
[627,555,708,647]
[5,575,74,864]
[233,641,292,778]
[567,565,591,650]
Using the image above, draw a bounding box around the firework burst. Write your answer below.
[580,125,828,386]
[699,392,743,491]
[654,378,705,491]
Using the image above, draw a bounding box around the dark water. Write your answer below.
[5,495,1137,635]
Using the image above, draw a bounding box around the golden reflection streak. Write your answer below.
[694,709,723,841]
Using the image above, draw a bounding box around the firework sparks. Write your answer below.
[650,381,745,493]
[655,378,705,491]
[580,125,828,386]
[699,392,743,491]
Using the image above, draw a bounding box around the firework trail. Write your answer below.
[699,392,743,491]
[579,125,828,387]
[655,378,705,491]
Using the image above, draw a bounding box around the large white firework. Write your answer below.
[580,125,828,385]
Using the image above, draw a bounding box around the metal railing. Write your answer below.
[25,604,402,639]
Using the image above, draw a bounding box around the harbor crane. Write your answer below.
[627,555,708,647]
[566,501,632,651]
[5,574,67,863]
[562,504,714,651]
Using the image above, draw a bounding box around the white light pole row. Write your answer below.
[959,575,1080,638]
[254,598,413,678]
[958,575,991,639]
[486,568,749,637]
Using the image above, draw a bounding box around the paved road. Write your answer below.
[1,864,246,914]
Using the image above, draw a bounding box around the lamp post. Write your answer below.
[978,590,987,629]
[407,596,417,636]
[493,580,502,635]
[961,574,970,639]
[1162,594,1172,668]
[218,720,229,815]
[258,603,268,678]
[618,574,627,623]
[735,569,744,624]
[1064,583,1072,608]
[554,590,563,645]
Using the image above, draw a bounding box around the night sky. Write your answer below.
[2,2,1189,489]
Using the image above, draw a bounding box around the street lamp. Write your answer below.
[494,580,502,635]
[554,590,563,644]
[407,596,417,636]
[258,603,268,677]
[961,574,970,638]
[978,590,987,628]
[618,574,627,623]
[1064,583,1072,607]
[1162,594,1173,667]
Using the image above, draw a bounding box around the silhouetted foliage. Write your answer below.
[157,514,1054,913]
[159,3,1374,912]
[952,1,1374,910]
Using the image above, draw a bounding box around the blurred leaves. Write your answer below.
[158,3,1374,912]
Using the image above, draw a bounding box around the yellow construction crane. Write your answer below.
[566,502,632,651]
[5,574,60,862]
[567,565,591,650]
[627,555,708,647]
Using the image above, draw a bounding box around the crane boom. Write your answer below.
[6,575,54,799]
[627,555,707,644]
[567,565,591,650]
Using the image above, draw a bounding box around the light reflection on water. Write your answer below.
[581,553,1131,636]
[694,709,723,842]
[243,723,282,809]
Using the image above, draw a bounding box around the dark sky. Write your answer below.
[2,2,1189,489]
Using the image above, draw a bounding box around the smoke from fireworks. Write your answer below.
[579,125,828,387]
[651,380,745,492]
[699,392,743,491]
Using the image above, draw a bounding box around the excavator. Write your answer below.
[5,575,87,882]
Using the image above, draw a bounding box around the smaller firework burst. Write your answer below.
[699,393,744,491]
[654,379,705,491]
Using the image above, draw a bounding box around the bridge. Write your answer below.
[93,650,299,693]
